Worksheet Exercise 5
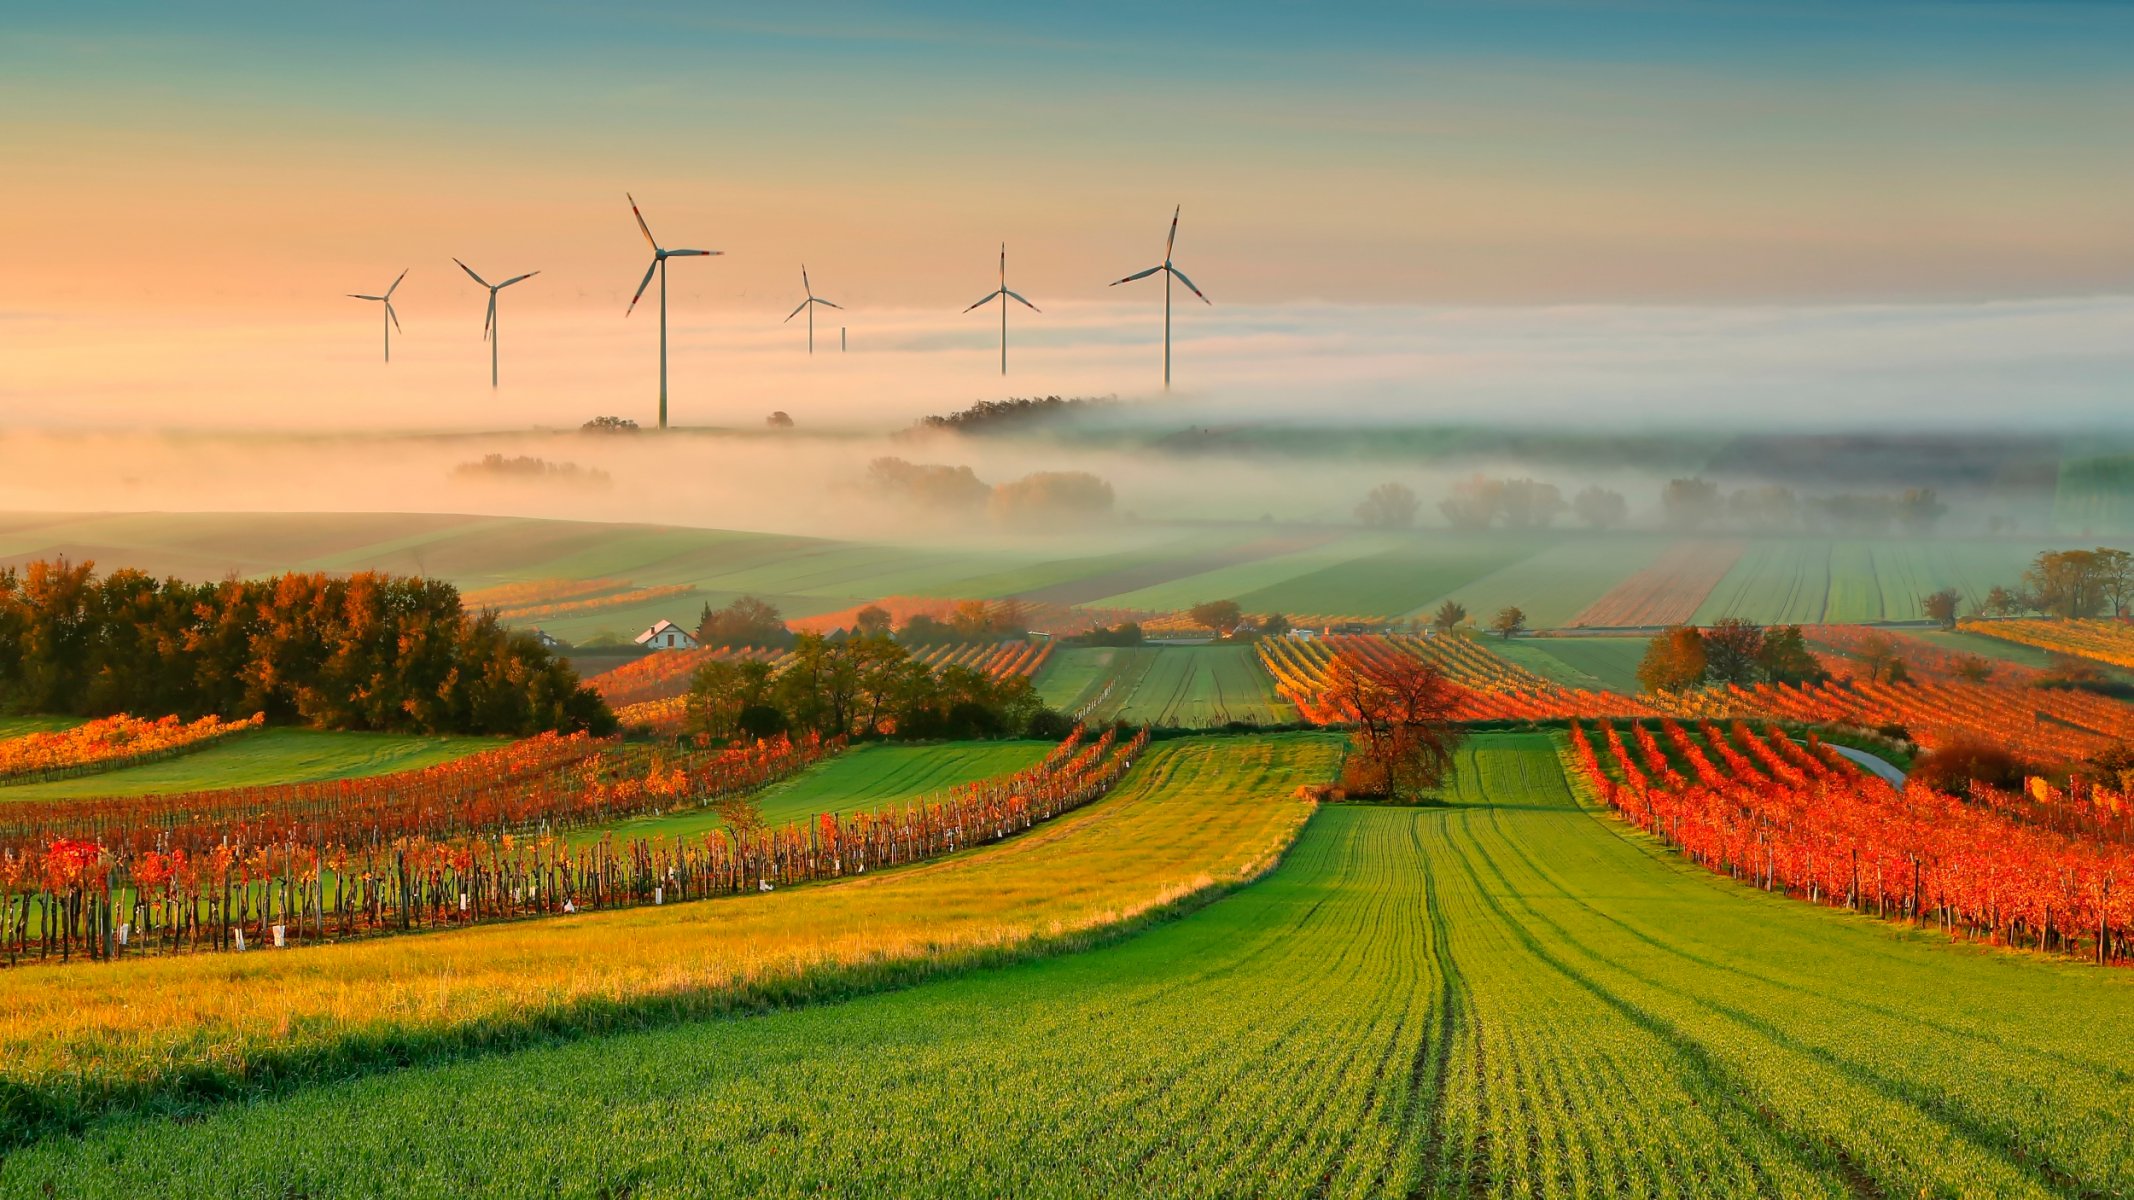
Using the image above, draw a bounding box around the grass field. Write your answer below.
[1494,635,1651,693]
[1692,538,2056,626]
[1035,645,1293,726]
[0,736,1336,1145]
[0,729,501,800]
[1419,537,1673,630]
[583,741,1054,844]
[1233,534,1557,618]
[0,715,81,739]
[15,732,2129,1196]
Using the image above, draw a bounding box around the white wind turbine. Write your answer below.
[625,194,721,429]
[347,269,408,362]
[964,244,1039,376]
[783,266,843,355]
[453,259,539,388]
[1109,205,1210,388]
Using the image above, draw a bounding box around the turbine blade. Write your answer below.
[1166,205,1180,258]
[665,249,720,257]
[627,258,658,315]
[801,265,812,297]
[453,258,491,288]
[784,298,810,323]
[1005,289,1040,312]
[385,268,409,298]
[385,301,401,332]
[484,294,495,340]
[497,270,540,288]
[1110,265,1163,286]
[1168,264,1211,303]
[628,193,657,249]
[349,294,383,301]
[964,289,1003,313]
[816,298,844,311]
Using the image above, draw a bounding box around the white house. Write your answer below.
[530,628,563,649]
[634,619,699,650]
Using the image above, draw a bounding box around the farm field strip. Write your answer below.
[1233,534,1556,618]
[1050,645,1294,727]
[0,713,262,785]
[1570,539,1745,627]
[1962,618,2134,672]
[17,734,2133,1196]
[1418,536,1671,630]
[1261,634,1661,722]
[0,736,1336,1143]
[1494,635,1652,694]
[0,728,503,802]
[1082,532,1377,612]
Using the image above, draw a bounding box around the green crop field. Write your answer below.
[18,732,2128,1197]
[1087,533,1391,612]
[1037,645,1292,726]
[583,741,1054,844]
[1691,538,2067,626]
[1495,635,1651,693]
[1234,533,1557,617]
[0,729,500,800]
[1416,536,1667,630]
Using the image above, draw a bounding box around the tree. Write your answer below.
[1921,588,1961,630]
[1951,654,1993,684]
[1637,626,1708,693]
[853,604,893,638]
[1354,482,1419,530]
[1702,618,1765,685]
[1572,486,1628,531]
[1438,475,1503,530]
[765,411,794,428]
[1982,585,2022,617]
[686,658,778,740]
[1189,600,1244,637]
[2022,550,2111,619]
[696,596,792,648]
[1910,739,2027,795]
[1497,479,1565,530]
[1430,600,1468,634]
[2097,548,2134,617]
[1755,625,1828,685]
[1660,478,1723,530]
[989,471,1116,527]
[1851,630,1908,684]
[1260,612,1293,638]
[580,415,639,433]
[866,457,991,512]
[1317,651,1464,800]
[1488,606,1527,640]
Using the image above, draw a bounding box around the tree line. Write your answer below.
[686,632,1061,743]
[1354,476,1949,535]
[0,560,613,736]
[1635,621,1826,694]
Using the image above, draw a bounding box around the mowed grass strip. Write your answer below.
[15,732,2130,1197]
[580,740,1055,844]
[0,729,503,801]
[0,736,1336,1142]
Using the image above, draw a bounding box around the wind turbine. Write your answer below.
[625,194,720,429]
[1109,205,1210,388]
[783,266,843,354]
[347,269,408,362]
[964,244,1039,376]
[453,259,539,388]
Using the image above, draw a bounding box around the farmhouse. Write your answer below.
[530,628,563,649]
[634,619,699,650]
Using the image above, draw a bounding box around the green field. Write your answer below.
[0,715,81,739]
[0,729,500,800]
[583,740,1054,843]
[1495,635,1651,693]
[1232,534,1557,617]
[1419,536,1673,630]
[1692,538,2058,626]
[19,732,2129,1196]
[1035,645,1293,726]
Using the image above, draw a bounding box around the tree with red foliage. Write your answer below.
[1317,650,1464,800]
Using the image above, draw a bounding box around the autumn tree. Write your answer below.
[1982,585,2022,617]
[1259,612,1293,637]
[989,471,1115,526]
[1636,625,1708,693]
[1850,630,1909,684]
[1572,486,1628,531]
[1354,482,1419,530]
[1489,606,1527,640]
[1317,651,1463,800]
[2021,549,2121,619]
[696,596,792,648]
[1951,654,1993,684]
[1921,587,1961,630]
[1189,599,1244,637]
[1702,618,1765,685]
[686,658,780,740]
[865,457,990,512]
[853,604,893,638]
[1430,600,1468,633]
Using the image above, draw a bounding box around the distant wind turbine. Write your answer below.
[1109,205,1210,388]
[625,194,721,429]
[453,259,539,389]
[783,266,843,355]
[347,269,408,362]
[964,244,1039,376]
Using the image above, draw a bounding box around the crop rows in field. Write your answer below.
[589,646,788,707]
[907,640,1052,679]
[1035,645,1294,727]
[1259,634,1661,722]
[1963,618,2134,672]
[1804,624,2040,684]
[1567,540,1744,628]
[21,734,2133,1196]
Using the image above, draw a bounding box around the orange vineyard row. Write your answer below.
[1961,619,2134,672]
[1258,634,1661,723]
[0,713,265,784]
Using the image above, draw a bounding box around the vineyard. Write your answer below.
[1569,717,2134,961]
[1259,633,1660,722]
[16,733,2131,1196]
[0,713,263,784]
[1805,623,2039,683]
[1964,618,2134,671]
[1036,645,1294,726]
[0,726,1140,965]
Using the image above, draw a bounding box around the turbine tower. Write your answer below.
[1109,205,1210,388]
[625,194,720,429]
[963,244,1039,376]
[453,259,539,389]
[347,269,408,362]
[783,266,844,354]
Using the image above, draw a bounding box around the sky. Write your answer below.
[2,1,2129,431]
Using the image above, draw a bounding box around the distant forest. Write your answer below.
[0,561,614,736]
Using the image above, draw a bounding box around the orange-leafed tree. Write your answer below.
[1318,650,1463,800]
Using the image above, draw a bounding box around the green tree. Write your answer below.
[1702,618,1765,685]
[1488,606,1527,640]
[1189,600,1244,637]
[1754,625,1827,685]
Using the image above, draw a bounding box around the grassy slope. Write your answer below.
[582,741,1053,844]
[1496,635,1652,693]
[0,729,501,800]
[0,715,81,739]
[18,733,2130,1197]
[0,736,1337,1145]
